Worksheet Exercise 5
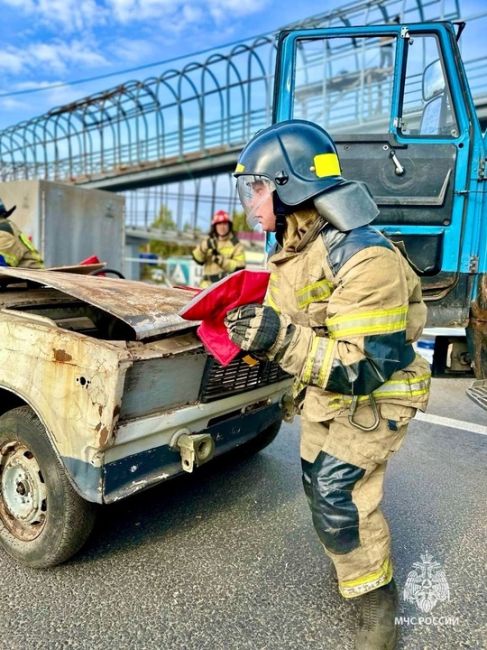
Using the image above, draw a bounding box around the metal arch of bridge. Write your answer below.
[0,35,276,192]
[0,0,463,196]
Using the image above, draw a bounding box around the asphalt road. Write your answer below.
[1,378,486,650]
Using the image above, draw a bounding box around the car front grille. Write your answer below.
[199,355,290,403]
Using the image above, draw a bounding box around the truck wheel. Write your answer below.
[0,406,96,568]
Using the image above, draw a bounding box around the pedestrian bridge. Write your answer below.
[0,0,486,230]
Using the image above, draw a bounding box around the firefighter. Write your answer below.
[224,120,431,649]
[192,210,245,288]
[0,199,44,268]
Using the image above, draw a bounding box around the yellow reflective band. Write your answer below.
[378,372,431,386]
[370,373,431,400]
[340,558,393,599]
[19,232,37,252]
[302,336,333,388]
[326,306,408,338]
[265,291,281,314]
[0,251,19,266]
[235,163,245,173]
[318,338,335,387]
[327,372,431,410]
[296,278,334,309]
[313,153,341,178]
[302,336,321,384]
[266,274,281,313]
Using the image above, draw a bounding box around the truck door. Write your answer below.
[273,23,483,329]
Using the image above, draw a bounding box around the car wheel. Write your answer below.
[0,406,96,568]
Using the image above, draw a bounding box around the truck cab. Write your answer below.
[272,21,486,381]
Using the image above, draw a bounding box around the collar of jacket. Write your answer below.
[271,209,326,263]
[216,232,239,245]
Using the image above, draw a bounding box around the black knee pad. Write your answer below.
[310,451,365,554]
[301,458,314,507]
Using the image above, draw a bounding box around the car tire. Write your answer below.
[0,406,96,568]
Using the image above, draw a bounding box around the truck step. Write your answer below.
[466,380,487,412]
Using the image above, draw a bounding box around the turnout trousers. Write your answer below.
[300,400,415,599]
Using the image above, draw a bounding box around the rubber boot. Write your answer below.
[355,579,398,650]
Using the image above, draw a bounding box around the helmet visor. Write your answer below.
[236,175,276,231]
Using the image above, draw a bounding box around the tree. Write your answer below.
[232,209,252,232]
[140,205,194,275]
[151,205,176,231]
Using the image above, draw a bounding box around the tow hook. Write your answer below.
[173,432,215,473]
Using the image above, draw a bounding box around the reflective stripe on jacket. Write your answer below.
[0,219,44,269]
[266,209,430,419]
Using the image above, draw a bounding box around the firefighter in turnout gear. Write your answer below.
[192,210,245,288]
[225,120,431,649]
[0,199,44,269]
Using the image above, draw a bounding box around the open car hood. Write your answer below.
[0,268,199,340]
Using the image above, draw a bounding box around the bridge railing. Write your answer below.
[1,0,486,199]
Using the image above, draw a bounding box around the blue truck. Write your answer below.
[272,20,486,408]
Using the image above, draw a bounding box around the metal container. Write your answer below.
[0,180,124,272]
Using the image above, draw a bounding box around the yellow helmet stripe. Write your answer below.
[313,153,341,178]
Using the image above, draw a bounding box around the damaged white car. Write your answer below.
[0,268,291,568]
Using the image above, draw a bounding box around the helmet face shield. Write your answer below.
[236,175,276,231]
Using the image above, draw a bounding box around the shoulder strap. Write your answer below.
[322,224,393,275]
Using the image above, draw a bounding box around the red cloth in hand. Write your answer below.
[179,269,270,366]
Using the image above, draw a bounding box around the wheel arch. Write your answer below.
[0,385,103,504]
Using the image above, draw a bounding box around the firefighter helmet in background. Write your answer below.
[234,119,344,206]
[0,198,16,218]
[211,210,232,225]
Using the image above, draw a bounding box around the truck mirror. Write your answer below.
[422,59,445,102]
[420,95,442,135]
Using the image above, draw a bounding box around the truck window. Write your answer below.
[399,35,458,138]
[293,35,395,135]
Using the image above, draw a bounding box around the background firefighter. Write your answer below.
[0,198,44,269]
[224,119,431,650]
[192,210,245,288]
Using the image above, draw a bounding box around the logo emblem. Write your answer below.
[403,552,450,613]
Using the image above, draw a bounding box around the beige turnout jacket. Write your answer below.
[266,210,431,421]
[192,233,245,286]
[0,218,44,269]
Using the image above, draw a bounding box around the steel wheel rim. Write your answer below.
[0,441,47,541]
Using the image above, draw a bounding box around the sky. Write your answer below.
[0,0,485,131]
[0,0,335,130]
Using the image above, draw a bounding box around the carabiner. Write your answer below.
[348,394,380,431]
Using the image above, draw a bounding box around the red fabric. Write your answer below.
[80,255,101,265]
[80,254,106,277]
[180,269,270,366]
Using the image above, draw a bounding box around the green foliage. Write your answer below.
[146,205,194,259]
[151,205,176,230]
[232,209,252,232]
[141,205,248,269]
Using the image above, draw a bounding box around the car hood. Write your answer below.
[0,268,199,340]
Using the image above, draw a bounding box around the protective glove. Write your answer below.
[225,304,295,361]
[213,253,224,267]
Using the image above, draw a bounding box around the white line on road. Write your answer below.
[415,411,487,436]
